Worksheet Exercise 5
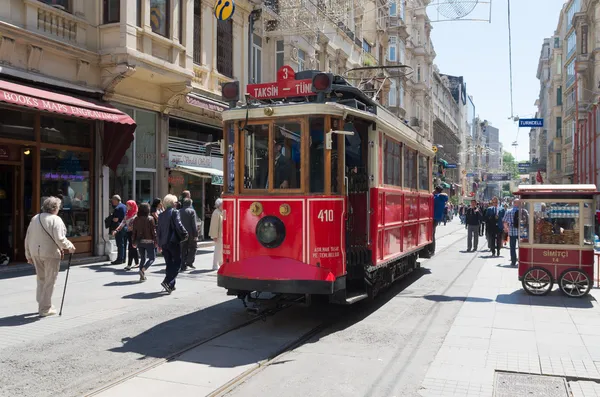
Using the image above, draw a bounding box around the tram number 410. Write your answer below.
[318,209,334,222]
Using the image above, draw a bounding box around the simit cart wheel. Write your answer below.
[558,269,592,298]
[522,267,553,296]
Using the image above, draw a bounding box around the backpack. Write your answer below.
[513,209,519,227]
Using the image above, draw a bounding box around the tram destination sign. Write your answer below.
[246,65,316,100]
[483,173,511,181]
[518,118,544,127]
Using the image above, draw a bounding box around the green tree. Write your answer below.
[502,151,519,179]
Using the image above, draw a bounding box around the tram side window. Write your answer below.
[243,124,269,189]
[226,122,235,193]
[273,121,301,189]
[533,201,580,245]
[309,117,325,193]
[418,155,429,191]
[384,138,401,186]
[403,147,417,190]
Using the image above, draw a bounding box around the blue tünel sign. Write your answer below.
[518,118,544,127]
[446,164,457,169]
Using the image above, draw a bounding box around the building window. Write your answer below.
[103,0,120,24]
[217,19,234,78]
[400,0,405,20]
[388,36,397,62]
[41,149,91,238]
[297,49,306,71]
[554,37,560,48]
[137,0,142,26]
[252,35,262,83]
[557,86,562,106]
[556,54,562,74]
[418,155,429,191]
[566,31,576,59]
[416,29,421,45]
[566,0,580,30]
[389,0,397,16]
[150,0,170,37]
[417,64,421,82]
[399,81,404,108]
[276,40,284,71]
[557,116,562,138]
[556,153,562,170]
[566,60,575,87]
[388,79,397,106]
[178,0,184,43]
[363,40,372,53]
[39,0,70,11]
[193,0,201,64]
[384,138,401,186]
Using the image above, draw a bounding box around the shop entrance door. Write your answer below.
[0,165,22,264]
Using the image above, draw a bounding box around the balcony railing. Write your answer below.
[34,1,79,42]
[168,136,223,158]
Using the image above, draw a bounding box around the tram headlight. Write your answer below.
[255,216,286,248]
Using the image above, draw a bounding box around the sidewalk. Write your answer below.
[418,249,600,397]
[0,240,215,276]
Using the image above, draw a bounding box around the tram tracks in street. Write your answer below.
[84,297,303,397]
[87,225,468,397]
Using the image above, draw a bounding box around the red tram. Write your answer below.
[216,66,436,304]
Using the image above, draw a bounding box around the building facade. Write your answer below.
[0,0,254,263]
[431,67,461,193]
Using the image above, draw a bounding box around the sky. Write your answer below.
[429,0,566,161]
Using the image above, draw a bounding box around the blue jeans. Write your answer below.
[115,229,127,262]
[138,242,156,270]
[509,235,518,265]
[162,242,181,288]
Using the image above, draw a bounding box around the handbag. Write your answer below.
[169,210,188,244]
[39,214,65,260]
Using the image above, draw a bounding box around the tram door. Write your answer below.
[344,121,370,286]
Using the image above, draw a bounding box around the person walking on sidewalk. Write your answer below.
[179,198,198,271]
[131,203,157,282]
[110,195,127,265]
[112,200,139,271]
[503,199,528,267]
[209,198,224,270]
[465,199,482,252]
[25,197,76,317]
[157,194,188,293]
[484,196,505,256]
[432,186,449,255]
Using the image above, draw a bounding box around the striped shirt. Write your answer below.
[503,207,528,237]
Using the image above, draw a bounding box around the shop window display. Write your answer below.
[0,108,35,141]
[41,148,91,238]
[532,202,580,245]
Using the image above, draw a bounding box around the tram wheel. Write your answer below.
[558,269,591,298]
[522,267,553,296]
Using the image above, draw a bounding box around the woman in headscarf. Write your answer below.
[112,200,139,270]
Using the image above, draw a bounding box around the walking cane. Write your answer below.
[59,253,73,316]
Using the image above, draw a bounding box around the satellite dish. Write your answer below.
[436,0,479,20]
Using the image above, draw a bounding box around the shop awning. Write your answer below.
[0,79,136,170]
[174,164,223,178]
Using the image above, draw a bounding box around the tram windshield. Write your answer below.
[229,116,340,194]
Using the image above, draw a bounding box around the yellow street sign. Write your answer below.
[432,146,438,153]
[462,169,467,175]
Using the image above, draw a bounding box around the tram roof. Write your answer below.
[515,184,599,196]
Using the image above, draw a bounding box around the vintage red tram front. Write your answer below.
[219,196,346,295]
[216,67,350,298]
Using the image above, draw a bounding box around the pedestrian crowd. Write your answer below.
[432,186,523,267]
[24,191,224,317]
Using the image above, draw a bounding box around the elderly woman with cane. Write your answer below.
[25,197,76,317]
